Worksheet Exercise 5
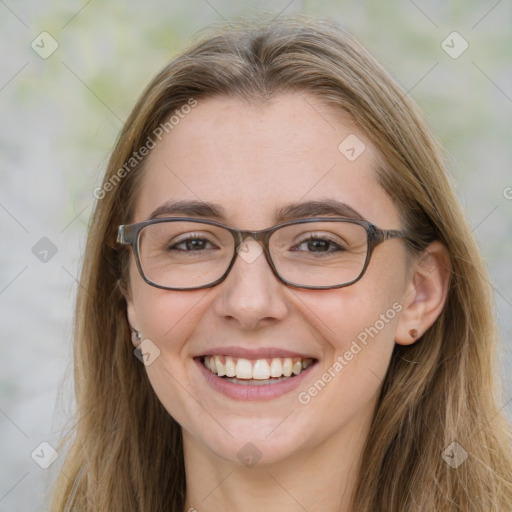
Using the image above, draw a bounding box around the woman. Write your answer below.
[51,15,512,511]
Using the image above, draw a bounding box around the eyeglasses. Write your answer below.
[117,217,410,290]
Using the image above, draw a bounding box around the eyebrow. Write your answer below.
[147,199,366,224]
[275,199,365,223]
[148,200,225,220]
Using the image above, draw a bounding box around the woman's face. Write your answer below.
[126,93,411,465]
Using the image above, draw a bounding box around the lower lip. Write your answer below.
[194,358,316,401]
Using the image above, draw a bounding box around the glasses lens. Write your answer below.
[270,221,368,287]
[138,221,234,289]
[136,220,369,289]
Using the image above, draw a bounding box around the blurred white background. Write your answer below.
[1,1,511,510]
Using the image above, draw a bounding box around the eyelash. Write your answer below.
[167,233,346,254]
[292,235,345,254]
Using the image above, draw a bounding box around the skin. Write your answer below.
[126,93,450,512]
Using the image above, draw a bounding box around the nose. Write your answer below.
[212,238,289,330]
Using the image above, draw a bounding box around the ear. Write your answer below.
[122,280,140,347]
[395,241,451,345]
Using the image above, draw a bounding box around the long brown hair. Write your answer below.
[51,15,512,511]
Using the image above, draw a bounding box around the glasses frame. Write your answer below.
[117,217,410,291]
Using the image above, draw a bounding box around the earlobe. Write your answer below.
[395,241,451,346]
[119,272,142,347]
[126,292,141,347]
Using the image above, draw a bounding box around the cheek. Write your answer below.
[296,282,403,353]
[293,290,402,431]
[128,256,209,343]
[292,257,406,392]
[132,286,211,351]
[332,297,401,379]
[129,282,214,431]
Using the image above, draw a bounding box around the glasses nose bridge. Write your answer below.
[233,227,272,248]
[230,227,275,275]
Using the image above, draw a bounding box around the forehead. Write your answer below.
[133,93,399,228]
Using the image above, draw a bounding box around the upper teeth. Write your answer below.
[203,355,313,380]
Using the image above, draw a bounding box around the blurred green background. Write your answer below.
[1,0,511,509]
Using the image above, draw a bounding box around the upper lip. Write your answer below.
[196,346,317,360]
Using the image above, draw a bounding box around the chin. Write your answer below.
[186,414,315,468]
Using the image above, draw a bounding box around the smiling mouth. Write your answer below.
[200,355,316,385]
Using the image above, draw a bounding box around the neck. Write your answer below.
[182,406,373,512]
